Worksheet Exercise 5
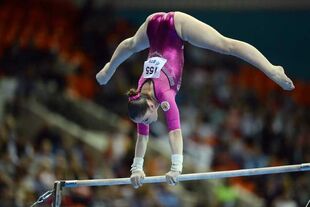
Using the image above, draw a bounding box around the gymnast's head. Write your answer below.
[127,88,158,125]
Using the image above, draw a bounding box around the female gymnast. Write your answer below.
[96,11,294,189]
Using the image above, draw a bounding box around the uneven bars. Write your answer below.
[52,163,310,207]
[59,163,310,188]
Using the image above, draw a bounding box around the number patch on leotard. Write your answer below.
[143,57,167,79]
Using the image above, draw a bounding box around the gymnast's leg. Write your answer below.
[174,11,294,91]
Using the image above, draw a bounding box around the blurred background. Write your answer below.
[0,0,309,206]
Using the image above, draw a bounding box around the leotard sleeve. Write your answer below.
[160,90,181,132]
[137,123,149,136]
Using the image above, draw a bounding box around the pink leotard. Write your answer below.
[136,12,184,135]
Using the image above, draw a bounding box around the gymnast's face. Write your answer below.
[133,99,158,125]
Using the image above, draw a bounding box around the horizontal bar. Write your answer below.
[59,163,310,188]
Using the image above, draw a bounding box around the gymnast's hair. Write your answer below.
[127,88,149,120]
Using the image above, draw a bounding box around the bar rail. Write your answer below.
[59,163,310,188]
[52,163,310,207]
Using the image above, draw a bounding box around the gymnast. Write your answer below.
[96,11,294,189]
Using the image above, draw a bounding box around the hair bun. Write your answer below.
[127,88,139,97]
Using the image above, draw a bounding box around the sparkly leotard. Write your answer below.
[137,12,184,135]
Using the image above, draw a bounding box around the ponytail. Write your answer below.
[127,88,139,97]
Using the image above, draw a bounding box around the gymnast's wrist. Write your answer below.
[131,157,144,173]
[171,154,183,173]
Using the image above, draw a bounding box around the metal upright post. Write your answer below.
[53,181,63,207]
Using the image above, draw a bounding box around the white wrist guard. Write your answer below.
[171,154,183,172]
[131,157,144,173]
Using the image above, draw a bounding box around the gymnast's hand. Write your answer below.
[166,170,181,186]
[130,170,145,189]
[96,62,114,85]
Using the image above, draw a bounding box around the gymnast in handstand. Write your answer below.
[96,11,294,189]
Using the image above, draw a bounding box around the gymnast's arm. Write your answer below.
[96,20,150,85]
[162,91,184,185]
[130,132,149,189]
[174,11,294,90]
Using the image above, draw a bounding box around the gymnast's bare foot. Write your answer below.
[269,66,295,91]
